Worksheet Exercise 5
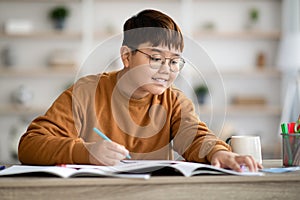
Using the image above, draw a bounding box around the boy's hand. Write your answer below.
[210,150,263,172]
[85,141,130,165]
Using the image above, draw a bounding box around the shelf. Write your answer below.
[197,68,282,78]
[194,0,281,1]
[0,105,46,116]
[94,0,181,2]
[198,105,281,116]
[221,68,281,78]
[91,30,282,41]
[0,0,81,2]
[0,31,82,40]
[193,31,281,40]
[94,31,121,39]
[0,67,77,78]
[95,0,280,2]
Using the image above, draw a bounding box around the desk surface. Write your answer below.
[1,160,299,200]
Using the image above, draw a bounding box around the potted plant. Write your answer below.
[247,7,260,30]
[49,6,70,30]
[194,84,208,105]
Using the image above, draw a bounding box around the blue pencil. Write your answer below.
[93,127,131,159]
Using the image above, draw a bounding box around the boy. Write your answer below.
[18,9,262,172]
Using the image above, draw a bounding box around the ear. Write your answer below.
[120,46,131,68]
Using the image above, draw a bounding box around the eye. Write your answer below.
[171,59,179,65]
[150,55,162,62]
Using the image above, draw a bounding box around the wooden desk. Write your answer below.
[0,160,299,200]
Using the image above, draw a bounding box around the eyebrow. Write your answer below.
[149,48,181,57]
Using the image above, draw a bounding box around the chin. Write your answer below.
[150,89,166,95]
[146,84,169,95]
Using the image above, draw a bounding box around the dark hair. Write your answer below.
[122,9,184,52]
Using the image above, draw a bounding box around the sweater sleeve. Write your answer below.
[18,87,90,165]
[170,89,231,164]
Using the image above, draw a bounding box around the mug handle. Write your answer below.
[225,137,231,145]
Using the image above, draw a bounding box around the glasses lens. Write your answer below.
[149,54,163,69]
[170,58,185,72]
[149,53,185,72]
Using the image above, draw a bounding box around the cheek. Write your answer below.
[130,65,155,84]
[169,73,179,82]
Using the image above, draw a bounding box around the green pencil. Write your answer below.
[281,123,293,166]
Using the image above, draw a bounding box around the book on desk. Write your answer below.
[0,160,264,179]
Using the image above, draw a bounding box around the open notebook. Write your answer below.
[0,160,264,179]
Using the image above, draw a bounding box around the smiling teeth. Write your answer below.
[153,78,166,82]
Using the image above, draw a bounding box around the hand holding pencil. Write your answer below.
[85,128,131,166]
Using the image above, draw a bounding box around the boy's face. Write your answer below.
[121,43,182,99]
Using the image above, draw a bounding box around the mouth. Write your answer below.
[152,77,168,83]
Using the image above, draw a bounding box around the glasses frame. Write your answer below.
[129,47,185,72]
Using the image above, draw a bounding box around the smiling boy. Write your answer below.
[18,9,262,172]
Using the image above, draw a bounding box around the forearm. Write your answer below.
[18,107,90,165]
[183,136,231,163]
[18,132,89,165]
[173,120,231,163]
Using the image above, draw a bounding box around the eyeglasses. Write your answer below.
[132,48,185,72]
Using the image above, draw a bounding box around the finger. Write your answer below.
[226,158,242,172]
[86,141,124,165]
[230,162,243,172]
[105,150,127,161]
[91,152,121,166]
[106,141,129,157]
[236,155,255,172]
[247,156,260,172]
[101,156,121,166]
[211,159,221,168]
[257,162,264,169]
[249,156,258,172]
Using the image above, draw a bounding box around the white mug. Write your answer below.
[226,135,262,164]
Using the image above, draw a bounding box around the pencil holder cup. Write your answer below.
[281,133,300,166]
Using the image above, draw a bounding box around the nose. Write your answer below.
[158,59,171,73]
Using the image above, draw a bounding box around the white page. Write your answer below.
[0,165,150,179]
[72,168,150,179]
[172,162,264,176]
[0,165,76,178]
[65,160,264,176]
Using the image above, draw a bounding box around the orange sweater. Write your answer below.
[18,71,230,165]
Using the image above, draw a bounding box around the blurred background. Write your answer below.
[0,0,299,164]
